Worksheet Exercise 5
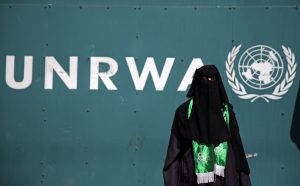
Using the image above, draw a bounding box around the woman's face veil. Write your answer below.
[186,65,231,145]
[187,65,229,104]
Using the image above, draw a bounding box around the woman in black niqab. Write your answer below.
[163,65,251,186]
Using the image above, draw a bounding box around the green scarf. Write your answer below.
[188,99,230,184]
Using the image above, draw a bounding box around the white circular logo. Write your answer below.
[197,152,208,162]
[225,44,297,102]
[238,45,284,90]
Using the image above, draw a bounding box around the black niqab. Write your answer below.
[186,65,231,145]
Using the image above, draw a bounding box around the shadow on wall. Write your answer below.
[291,84,300,151]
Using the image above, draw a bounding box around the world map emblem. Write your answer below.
[225,45,297,102]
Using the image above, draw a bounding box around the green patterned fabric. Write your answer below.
[188,99,230,184]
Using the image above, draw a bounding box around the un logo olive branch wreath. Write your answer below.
[225,45,297,102]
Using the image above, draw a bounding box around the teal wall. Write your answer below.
[0,1,299,186]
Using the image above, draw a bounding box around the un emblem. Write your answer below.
[226,45,297,102]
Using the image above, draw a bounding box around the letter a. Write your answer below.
[177,58,204,91]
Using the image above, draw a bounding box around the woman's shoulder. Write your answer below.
[175,99,191,114]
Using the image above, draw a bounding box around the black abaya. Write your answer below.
[163,65,251,186]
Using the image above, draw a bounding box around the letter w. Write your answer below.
[126,57,174,91]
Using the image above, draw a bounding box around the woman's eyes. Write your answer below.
[202,76,216,81]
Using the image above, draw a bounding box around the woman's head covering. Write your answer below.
[187,64,228,102]
[186,65,231,145]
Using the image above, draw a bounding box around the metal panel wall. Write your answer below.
[0,1,299,186]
